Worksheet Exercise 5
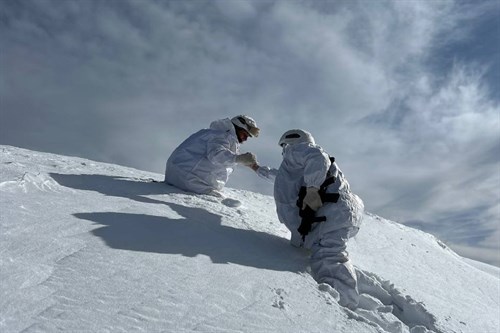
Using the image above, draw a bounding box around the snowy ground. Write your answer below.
[1,145,499,333]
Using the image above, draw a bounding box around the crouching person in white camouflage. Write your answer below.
[165,115,264,197]
[274,129,364,309]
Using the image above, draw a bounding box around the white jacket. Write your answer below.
[274,143,364,249]
[165,118,240,194]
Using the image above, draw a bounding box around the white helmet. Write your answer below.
[278,129,315,147]
[231,115,260,137]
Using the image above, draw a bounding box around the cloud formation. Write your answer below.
[1,0,498,265]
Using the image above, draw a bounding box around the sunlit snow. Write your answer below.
[1,145,498,333]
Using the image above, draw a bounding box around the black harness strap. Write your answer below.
[322,192,340,203]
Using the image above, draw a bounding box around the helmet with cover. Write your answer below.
[278,129,315,147]
[231,115,260,137]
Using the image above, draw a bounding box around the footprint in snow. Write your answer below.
[221,198,242,208]
[351,269,443,333]
[271,288,287,310]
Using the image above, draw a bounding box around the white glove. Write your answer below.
[302,187,322,211]
[235,152,257,166]
[256,166,278,181]
[257,166,271,177]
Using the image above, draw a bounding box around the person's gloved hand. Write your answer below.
[254,165,278,183]
[235,152,257,166]
[257,165,271,177]
[302,187,322,211]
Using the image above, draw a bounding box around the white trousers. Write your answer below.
[310,227,359,308]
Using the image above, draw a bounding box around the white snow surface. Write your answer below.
[1,145,499,333]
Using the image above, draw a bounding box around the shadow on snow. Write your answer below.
[50,173,307,273]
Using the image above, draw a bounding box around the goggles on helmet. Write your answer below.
[231,115,260,137]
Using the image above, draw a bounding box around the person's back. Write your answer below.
[165,118,239,195]
[165,116,260,195]
[274,134,363,244]
[273,129,364,309]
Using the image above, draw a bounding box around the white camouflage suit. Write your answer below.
[274,142,364,308]
[164,118,241,195]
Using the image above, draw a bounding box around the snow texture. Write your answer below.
[1,145,499,333]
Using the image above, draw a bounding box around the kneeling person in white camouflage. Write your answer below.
[273,129,364,309]
[165,115,264,196]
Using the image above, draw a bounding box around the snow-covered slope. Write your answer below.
[1,145,498,333]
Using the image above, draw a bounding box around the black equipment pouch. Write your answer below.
[296,157,340,240]
[297,206,326,240]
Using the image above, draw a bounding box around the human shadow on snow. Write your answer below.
[50,173,177,206]
[74,207,307,273]
[51,173,308,273]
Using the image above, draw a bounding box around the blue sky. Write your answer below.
[1,0,499,266]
